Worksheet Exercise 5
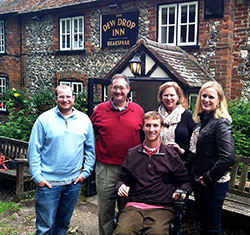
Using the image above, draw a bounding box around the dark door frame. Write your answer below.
[87,78,111,117]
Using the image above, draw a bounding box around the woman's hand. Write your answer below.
[199,176,207,187]
[167,142,185,155]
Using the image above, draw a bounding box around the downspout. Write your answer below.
[18,15,24,88]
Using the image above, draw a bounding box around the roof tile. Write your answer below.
[144,38,213,87]
[0,0,96,14]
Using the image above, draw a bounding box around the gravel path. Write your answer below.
[0,179,248,235]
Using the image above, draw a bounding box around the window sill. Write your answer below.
[55,49,86,55]
[0,110,8,114]
[180,45,200,51]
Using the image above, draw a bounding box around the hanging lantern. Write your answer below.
[129,53,141,76]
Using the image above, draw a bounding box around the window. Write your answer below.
[188,93,197,113]
[0,20,5,53]
[59,81,83,94]
[204,0,224,19]
[0,77,7,111]
[60,16,84,51]
[158,1,198,46]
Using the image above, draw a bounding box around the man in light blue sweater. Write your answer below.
[28,85,95,235]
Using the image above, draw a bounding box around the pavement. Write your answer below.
[68,194,99,235]
[86,194,98,205]
[68,194,249,235]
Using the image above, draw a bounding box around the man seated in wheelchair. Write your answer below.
[113,111,192,235]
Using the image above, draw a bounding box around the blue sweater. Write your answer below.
[27,107,96,184]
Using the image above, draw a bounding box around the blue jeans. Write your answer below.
[35,182,81,235]
[194,181,229,235]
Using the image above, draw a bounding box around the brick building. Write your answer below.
[0,0,249,114]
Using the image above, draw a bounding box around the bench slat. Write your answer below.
[238,163,248,191]
[229,163,238,188]
[228,155,250,196]
[0,136,29,201]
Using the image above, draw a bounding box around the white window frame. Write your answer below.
[158,1,198,46]
[0,77,7,111]
[59,81,83,94]
[158,4,177,46]
[178,2,198,46]
[60,16,84,51]
[0,20,5,54]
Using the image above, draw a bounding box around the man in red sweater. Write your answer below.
[90,74,144,235]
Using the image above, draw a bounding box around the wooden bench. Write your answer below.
[224,155,250,217]
[0,136,32,201]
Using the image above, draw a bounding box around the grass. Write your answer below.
[0,201,20,234]
[0,223,18,235]
[0,200,19,215]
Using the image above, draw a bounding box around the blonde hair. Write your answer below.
[193,81,232,123]
[157,82,185,105]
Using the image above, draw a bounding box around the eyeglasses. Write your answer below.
[111,86,127,91]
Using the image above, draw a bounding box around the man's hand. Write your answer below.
[37,179,52,188]
[172,188,187,201]
[74,175,84,184]
[118,184,130,197]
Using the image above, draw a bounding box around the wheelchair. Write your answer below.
[169,197,187,235]
[109,193,188,235]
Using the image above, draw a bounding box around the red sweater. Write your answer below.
[90,100,144,165]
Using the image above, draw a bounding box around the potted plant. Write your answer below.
[32,88,55,111]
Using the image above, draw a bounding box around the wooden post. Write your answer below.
[16,162,24,201]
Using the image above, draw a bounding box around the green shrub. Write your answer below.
[228,99,250,157]
[0,104,37,141]
[32,88,55,110]
[74,90,88,113]
[0,87,89,141]
[3,87,29,109]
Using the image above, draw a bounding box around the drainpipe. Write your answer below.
[18,15,24,88]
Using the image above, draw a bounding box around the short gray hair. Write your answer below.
[111,74,130,87]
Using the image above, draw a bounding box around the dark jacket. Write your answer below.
[174,109,196,157]
[115,144,192,207]
[193,112,235,187]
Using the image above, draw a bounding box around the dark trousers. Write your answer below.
[194,181,229,235]
[113,206,175,235]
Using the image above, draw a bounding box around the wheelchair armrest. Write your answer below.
[109,191,130,213]
[109,192,119,200]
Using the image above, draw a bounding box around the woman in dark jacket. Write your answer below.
[190,81,235,235]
